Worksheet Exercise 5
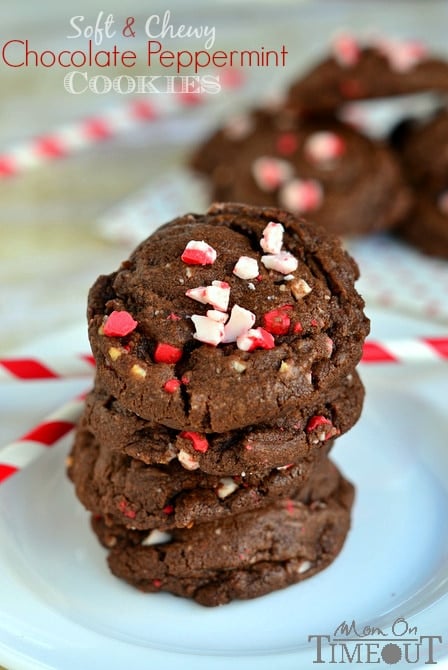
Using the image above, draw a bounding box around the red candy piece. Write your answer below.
[276,133,298,156]
[163,379,181,393]
[167,312,181,321]
[263,307,292,336]
[293,322,303,334]
[306,415,332,433]
[103,310,138,337]
[180,431,209,453]
[118,499,136,519]
[162,504,174,515]
[153,579,162,588]
[154,342,183,364]
[181,240,217,265]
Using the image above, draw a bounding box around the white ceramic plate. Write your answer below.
[1,318,448,670]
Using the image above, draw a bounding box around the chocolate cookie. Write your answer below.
[88,203,369,433]
[81,370,364,475]
[391,110,448,257]
[286,36,448,114]
[91,458,354,606]
[68,426,335,531]
[191,110,410,236]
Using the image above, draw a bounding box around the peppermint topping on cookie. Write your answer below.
[233,255,259,280]
[304,132,346,163]
[103,310,138,337]
[206,309,228,323]
[306,415,338,441]
[252,156,294,192]
[438,191,448,215]
[376,38,427,73]
[163,378,181,393]
[236,327,275,351]
[276,133,299,156]
[332,33,361,67]
[222,304,256,343]
[180,431,209,453]
[279,179,323,214]
[261,251,299,274]
[260,221,284,254]
[191,314,225,346]
[154,342,183,364]
[186,281,230,312]
[290,278,312,300]
[178,449,200,470]
[181,240,217,265]
[263,306,292,335]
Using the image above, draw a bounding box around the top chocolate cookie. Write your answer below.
[88,203,369,433]
[287,35,448,114]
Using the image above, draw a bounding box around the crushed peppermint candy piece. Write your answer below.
[332,33,361,67]
[252,156,294,192]
[237,327,275,351]
[233,255,259,280]
[118,499,136,519]
[206,309,228,323]
[261,251,298,274]
[279,178,323,214]
[191,315,225,346]
[180,431,209,453]
[376,38,427,73]
[103,310,138,337]
[163,378,181,393]
[141,529,172,546]
[217,477,239,499]
[304,132,346,164]
[181,240,217,265]
[276,132,299,156]
[162,504,174,515]
[186,281,230,312]
[306,415,334,441]
[154,342,183,364]
[263,306,293,336]
[222,304,256,343]
[178,449,200,471]
[438,191,448,215]
[260,221,284,254]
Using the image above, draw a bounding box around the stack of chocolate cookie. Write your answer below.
[68,202,369,606]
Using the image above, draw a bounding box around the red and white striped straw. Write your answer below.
[0,354,95,380]
[0,393,86,483]
[1,337,447,381]
[0,68,243,179]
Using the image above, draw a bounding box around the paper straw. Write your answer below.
[0,354,95,380]
[0,68,243,179]
[1,337,447,382]
[0,393,86,483]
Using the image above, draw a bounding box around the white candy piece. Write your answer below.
[376,38,427,73]
[141,529,172,546]
[191,315,225,346]
[291,278,312,300]
[186,281,230,312]
[261,251,298,274]
[260,221,284,254]
[233,255,259,280]
[279,179,323,214]
[222,304,256,343]
[217,477,239,499]
[206,309,228,323]
[298,560,312,574]
[304,132,345,163]
[252,156,294,192]
[178,449,200,471]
